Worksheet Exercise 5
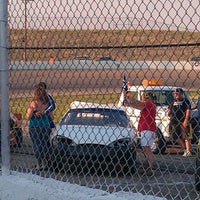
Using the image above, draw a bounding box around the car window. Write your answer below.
[130,90,174,106]
[154,90,174,106]
[60,108,130,128]
[129,90,191,107]
[151,90,191,106]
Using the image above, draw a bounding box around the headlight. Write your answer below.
[109,138,134,147]
[51,136,75,147]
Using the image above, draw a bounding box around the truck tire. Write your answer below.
[152,128,166,154]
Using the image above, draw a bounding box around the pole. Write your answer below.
[118,74,128,107]
[0,0,10,175]
[24,0,27,61]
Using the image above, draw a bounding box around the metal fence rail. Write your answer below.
[1,0,200,199]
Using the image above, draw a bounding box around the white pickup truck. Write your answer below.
[118,79,200,154]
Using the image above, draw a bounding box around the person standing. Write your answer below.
[124,92,156,176]
[38,82,56,129]
[26,86,52,170]
[168,88,192,157]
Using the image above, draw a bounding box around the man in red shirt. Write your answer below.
[124,92,156,176]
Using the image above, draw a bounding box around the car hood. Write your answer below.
[52,125,135,145]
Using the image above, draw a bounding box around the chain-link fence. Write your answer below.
[1,0,200,199]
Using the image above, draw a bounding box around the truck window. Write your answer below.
[138,90,174,106]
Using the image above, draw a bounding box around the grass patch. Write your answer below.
[10,90,199,124]
[10,93,121,124]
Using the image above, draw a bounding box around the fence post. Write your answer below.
[0,0,10,175]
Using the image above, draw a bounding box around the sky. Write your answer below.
[8,0,199,31]
[0,171,167,200]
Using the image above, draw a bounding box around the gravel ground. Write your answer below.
[9,138,199,200]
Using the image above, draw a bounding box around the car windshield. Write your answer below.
[60,108,130,128]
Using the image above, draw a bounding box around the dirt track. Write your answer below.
[8,68,200,200]
[9,68,200,95]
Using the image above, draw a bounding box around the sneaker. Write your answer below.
[182,150,192,157]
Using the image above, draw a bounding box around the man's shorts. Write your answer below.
[140,130,155,147]
[169,120,186,140]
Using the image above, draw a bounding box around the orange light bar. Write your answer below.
[142,79,163,86]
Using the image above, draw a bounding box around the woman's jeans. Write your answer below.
[29,126,51,160]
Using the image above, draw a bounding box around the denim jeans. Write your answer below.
[29,126,51,160]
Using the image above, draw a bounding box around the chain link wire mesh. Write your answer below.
[1,0,200,199]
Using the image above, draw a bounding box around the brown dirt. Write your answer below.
[9,68,200,96]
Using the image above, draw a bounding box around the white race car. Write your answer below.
[50,101,137,175]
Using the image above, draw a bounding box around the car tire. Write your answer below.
[152,128,166,154]
[195,157,200,191]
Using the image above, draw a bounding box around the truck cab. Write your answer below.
[118,79,199,154]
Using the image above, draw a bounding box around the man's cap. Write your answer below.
[174,88,183,93]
